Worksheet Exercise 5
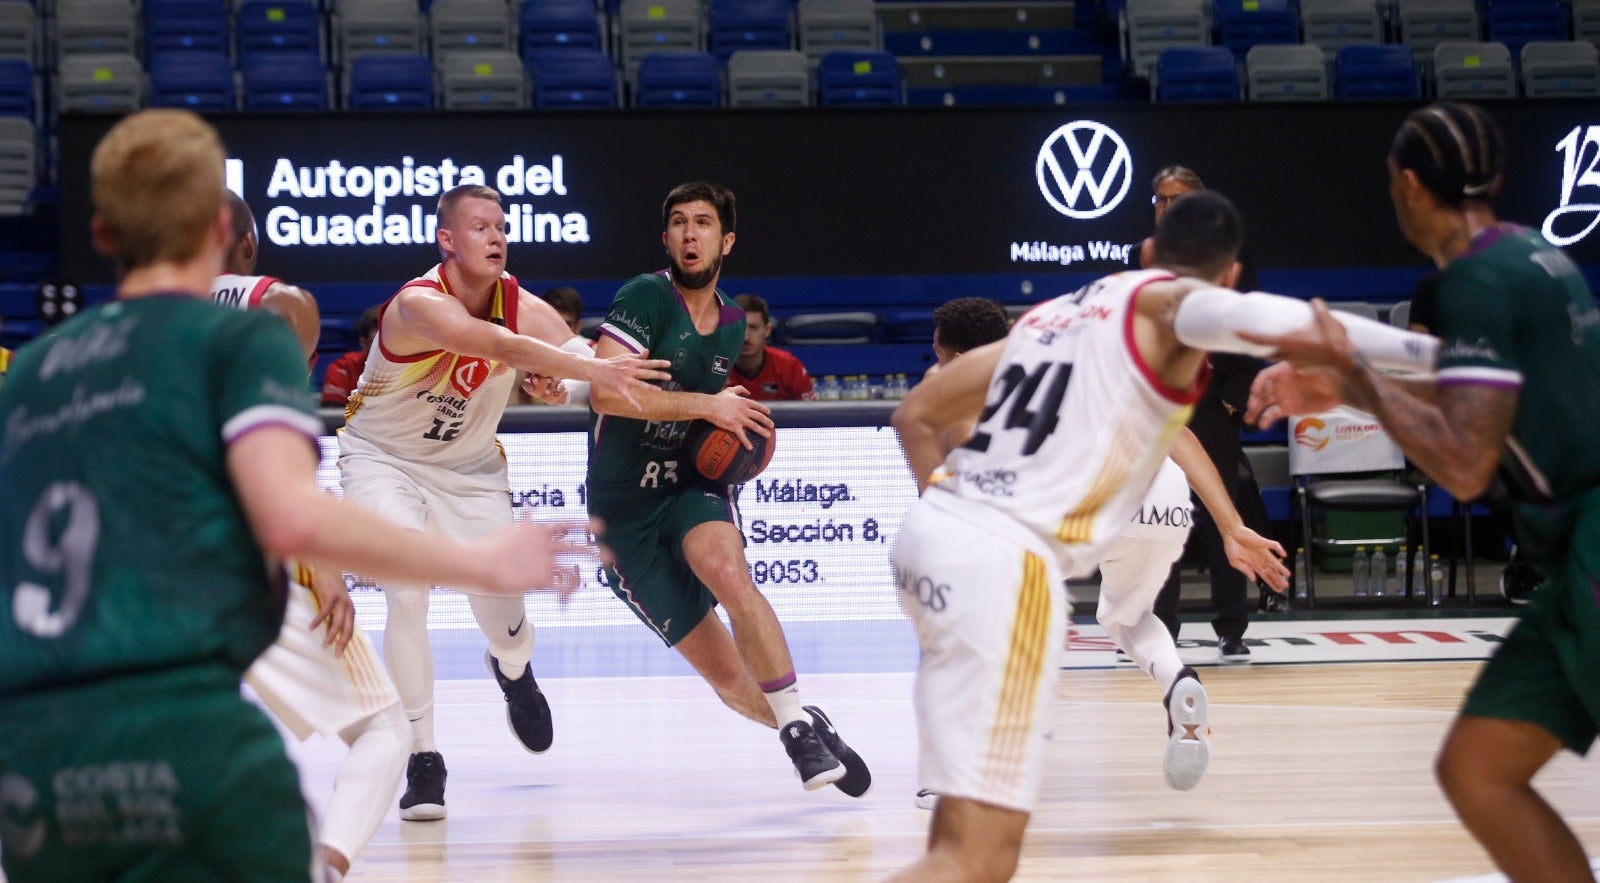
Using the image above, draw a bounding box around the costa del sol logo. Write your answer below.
[1036,121,1133,220]
[1293,417,1329,452]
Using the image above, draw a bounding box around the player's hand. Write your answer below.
[477,519,595,599]
[1222,525,1291,593]
[522,373,569,404]
[706,386,774,449]
[307,567,356,657]
[585,354,672,411]
[1245,361,1345,428]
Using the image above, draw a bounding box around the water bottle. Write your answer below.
[892,373,909,399]
[818,375,841,401]
[1351,546,1369,598]
[1411,549,1427,602]
[1429,554,1445,606]
[1395,551,1410,599]
[1293,547,1308,601]
[1370,547,1387,598]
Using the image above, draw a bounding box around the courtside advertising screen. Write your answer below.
[58,102,1600,286]
[312,426,919,630]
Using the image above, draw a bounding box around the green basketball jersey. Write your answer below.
[0,295,322,700]
[588,272,746,495]
[1433,224,1600,567]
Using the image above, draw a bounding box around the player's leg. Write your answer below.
[892,500,1066,879]
[337,455,443,819]
[1096,535,1188,692]
[245,579,407,874]
[320,702,409,880]
[673,608,775,725]
[675,488,867,792]
[1440,530,1600,883]
[429,479,549,754]
[885,796,1029,883]
[1436,714,1587,881]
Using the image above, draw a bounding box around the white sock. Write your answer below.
[469,593,533,677]
[761,672,806,728]
[1106,613,1189,694]
[382,585,437,752]
[322,703,409,867]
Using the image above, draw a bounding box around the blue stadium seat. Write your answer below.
[237,0,324,65]
[0,58,33,121]
[708,0,793,62]
[143,0,230,56]
[634,51,721,106]
[817,49,900,104]
[1214,0,1300,58]
[1155,45,1240,100]
[528,49,619,107]
[345,53,433,108]
[518,0,604,58]
[1333,43,1417,98]
[1485,0,1568,56]
[148,50,237,109]
[241,52,329,109]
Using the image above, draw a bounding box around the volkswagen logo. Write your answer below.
[1036,121,1133,220]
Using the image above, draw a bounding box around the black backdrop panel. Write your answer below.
[56,103,1600,285]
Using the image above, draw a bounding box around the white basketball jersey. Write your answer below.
[340,265,519,473]
[927,269,1207,576]
[211,273,278,311]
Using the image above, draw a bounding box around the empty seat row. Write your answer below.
[1123,0,1583,77]
[50,45,900,110]
[1154,37,1599,100]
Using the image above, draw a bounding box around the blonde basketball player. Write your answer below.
[338,184,669,821]
[210,192,412,882]
[889,191,1436,882]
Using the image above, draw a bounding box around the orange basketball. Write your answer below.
[685,420,775,484]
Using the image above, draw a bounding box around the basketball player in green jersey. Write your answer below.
[587,182,870,796]
[0,109,582,883]
[1246,101,1600,883]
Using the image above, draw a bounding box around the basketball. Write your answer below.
[685,420,774,485]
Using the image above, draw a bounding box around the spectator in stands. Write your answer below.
[541,286,585,337]
[321,306,381,407]
[728,293,815,401]
[1146,165,1272,662]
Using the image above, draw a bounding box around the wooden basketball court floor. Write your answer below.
[282,659,1600,883]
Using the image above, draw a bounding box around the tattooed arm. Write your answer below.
[1244,300,1513,501]
[1338,359,1513,501]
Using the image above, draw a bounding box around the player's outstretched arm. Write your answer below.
[587,335,774,444]
[892,339,1006,493]
[387,287,670,408]
[1242,299,1515,501]
[1169,428,1289,592]
[228,425,588,595]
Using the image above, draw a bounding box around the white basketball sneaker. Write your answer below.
[1163,667,1211,792]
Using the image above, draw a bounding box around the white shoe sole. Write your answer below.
[1164,677,1211,792]
[399,803,446,822]
[798,763,847,791]
[915,790,939,811]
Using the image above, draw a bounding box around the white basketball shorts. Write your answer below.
[1097,458,1192,627]
[246,579,399,741]
[892,496,1068,813]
